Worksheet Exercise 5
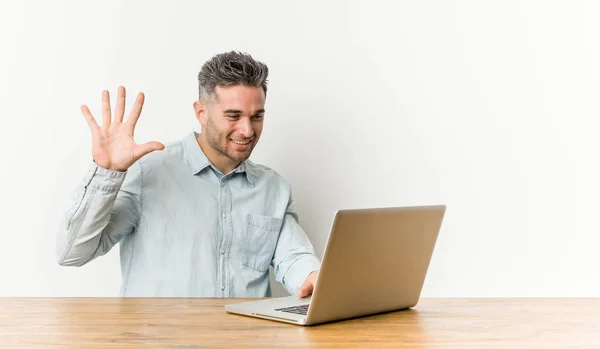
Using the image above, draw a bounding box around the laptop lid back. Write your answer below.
[305,205,446,325]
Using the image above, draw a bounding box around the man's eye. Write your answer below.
[253,115,264,120]
[227,115,240,120]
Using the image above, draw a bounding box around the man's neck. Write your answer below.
[197,135,240,175]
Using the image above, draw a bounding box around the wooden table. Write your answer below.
[1,298,598,348]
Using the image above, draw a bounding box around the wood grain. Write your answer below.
[1,298,598,348]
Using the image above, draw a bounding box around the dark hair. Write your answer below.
[198,51,269,102]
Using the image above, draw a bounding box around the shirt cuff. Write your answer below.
[283,256,321,295]
[84,161,128,192]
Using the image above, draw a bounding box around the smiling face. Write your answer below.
[194,84,266,174]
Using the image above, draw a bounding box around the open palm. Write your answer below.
[81,86,164,172]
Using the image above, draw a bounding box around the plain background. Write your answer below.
[0,0,598,298]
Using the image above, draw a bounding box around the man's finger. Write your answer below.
[298,281,313,298]
[101,90,111,127]
[114,86,126,124]
[134,141,165,159]
[126,92,145,127]
[81,105,99,133]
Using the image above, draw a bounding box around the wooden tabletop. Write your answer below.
[1,297,598,348]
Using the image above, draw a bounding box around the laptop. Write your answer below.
[225,204,446,326]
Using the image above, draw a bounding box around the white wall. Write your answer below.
[0,0,598,298]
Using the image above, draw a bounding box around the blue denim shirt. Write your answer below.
[56,131,321,297]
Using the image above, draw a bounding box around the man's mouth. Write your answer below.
[230,138,252,145]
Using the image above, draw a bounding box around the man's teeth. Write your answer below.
[231,139,251,145]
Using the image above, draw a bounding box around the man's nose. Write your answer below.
[238,117,254,138]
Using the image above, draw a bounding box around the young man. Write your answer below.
[56,51,321,298]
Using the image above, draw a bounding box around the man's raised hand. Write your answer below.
[81,86,164,171]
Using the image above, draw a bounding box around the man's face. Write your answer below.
[197,85,265,166]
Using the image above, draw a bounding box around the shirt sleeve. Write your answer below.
[271,192,321,295]
[55,160,143,267]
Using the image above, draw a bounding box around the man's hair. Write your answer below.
[198,51,269,102]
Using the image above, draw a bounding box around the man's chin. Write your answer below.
[228,151,252,163]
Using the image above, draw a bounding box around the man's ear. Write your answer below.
[193,101,207,126]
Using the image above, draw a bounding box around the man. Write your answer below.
[56,51,321,298]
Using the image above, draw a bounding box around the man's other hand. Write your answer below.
[298,270,319,298]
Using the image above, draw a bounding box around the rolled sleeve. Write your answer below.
[272,196,321,295]
[56,161,141,267]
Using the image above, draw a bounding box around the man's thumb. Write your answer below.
[138,141,165,156]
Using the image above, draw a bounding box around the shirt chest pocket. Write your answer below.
[241,214,283,272]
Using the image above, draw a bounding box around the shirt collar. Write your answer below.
[182,131,255,186]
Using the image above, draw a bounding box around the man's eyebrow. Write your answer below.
[223,109,266,114]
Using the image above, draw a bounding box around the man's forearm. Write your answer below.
[56,162,134,267]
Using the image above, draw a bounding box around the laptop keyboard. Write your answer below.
[274,304,309,315]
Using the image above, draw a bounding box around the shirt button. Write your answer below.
[221,249,225,254]
[221,285,225,290]
[222,213,227,219]
[221,181,225,187]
